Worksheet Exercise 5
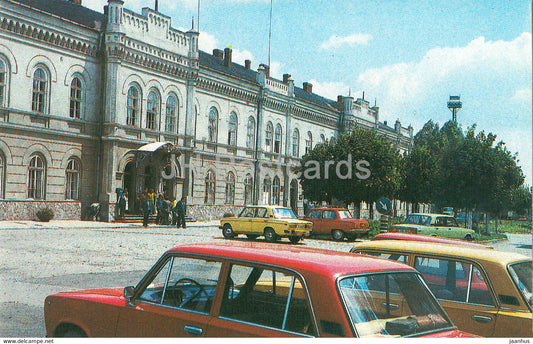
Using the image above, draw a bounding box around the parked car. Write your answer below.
[350,240,532,337]
[301,207,369,241]
[44,242,476,338]
[390,213,477,241]
[372,233,489,249]
[220,206,312,244]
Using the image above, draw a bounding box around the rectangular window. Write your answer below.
[220,264,315,336]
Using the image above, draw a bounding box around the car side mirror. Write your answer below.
[124,286,135,306]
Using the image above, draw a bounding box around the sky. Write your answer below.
[86,0,532,185]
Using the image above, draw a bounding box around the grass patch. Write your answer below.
[476,232,507,242]
[476,219,531,234]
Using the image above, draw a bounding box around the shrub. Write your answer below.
[222,212,235,218]
[36,207,54,222]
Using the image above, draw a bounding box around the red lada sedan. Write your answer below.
[44,242,476,338]
[302,207,369,241]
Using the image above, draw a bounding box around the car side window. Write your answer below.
[359,251,409,264]
[256,208,268,218]
[414,257,494,306]
[241,208,254,217]
[308,210,322,219]
[323,211,336,219]
[435,217,446,226]
[138,256,222,314]
[219,264,315,336]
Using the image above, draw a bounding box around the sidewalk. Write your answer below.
[0,219,219,230]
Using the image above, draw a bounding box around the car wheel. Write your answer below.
[264,228,277,243]
[464,234,473,241]
[222,224,235,239]
[246,234,259,240]
[289,236,301,244]
[331,229,345,241]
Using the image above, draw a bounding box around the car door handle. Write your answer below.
[472,315,492,323]
[184,326,203,336]
[381,303,399,310]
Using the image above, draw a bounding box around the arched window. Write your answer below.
[204,170,216,205]
[228,112,238,146]
[274,124,282,153]
[292,128,300,157]
[320,134,326,144]
[244,174,253,205]
[69,76,83,119]
[65,158,81,200]
[0,58,7,107]
[265,121,273,152]
[262,176,272,205]
[126,85,140,126]
[32,67,48,113]
[28,154,46,199]
[165,93,178,133]
[305,131,313,154]
[0,151,5,199]
[246,116,255,149]
[146,90,160,130]
[208,107,218,143]
[272,176,280,205]
[225,172,235,205]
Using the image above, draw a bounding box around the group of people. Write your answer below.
[117,188,187,228]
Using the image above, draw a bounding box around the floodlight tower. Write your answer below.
[447,95,462,122]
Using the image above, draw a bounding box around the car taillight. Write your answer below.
[408,229,417,234]
[391,227,397,232]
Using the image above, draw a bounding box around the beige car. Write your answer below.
[220,206,312,244]
[351,240,532,337]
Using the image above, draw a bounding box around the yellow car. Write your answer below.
[350,240,532,337]
[220,206,312,244]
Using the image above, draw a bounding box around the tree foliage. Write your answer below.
[401,120,526,215]
[297,127,401,206]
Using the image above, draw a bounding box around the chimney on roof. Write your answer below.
[213,49,224,59]
[259,64,270,78]
[283,74,291,83]
[244,59,251,69]
[224,47,232,68]
[70,0,82,5]
[303,82,313,93]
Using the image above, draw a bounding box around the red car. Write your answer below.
[373,233,488,249]
[302,207,369,241]
[44,242,475,338]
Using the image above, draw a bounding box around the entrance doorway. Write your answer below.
[290,179,298,215]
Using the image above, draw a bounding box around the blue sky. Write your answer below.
[87,0,532,185]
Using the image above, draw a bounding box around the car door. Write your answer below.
[251,207,270,234]
[236,207,254,234]
[115,255,223,337]
[205,262,317,337]
[306,210,323,235]
[414,256,498,337]
[322,210,337,234]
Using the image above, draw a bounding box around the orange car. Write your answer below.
[302,207,369,241]
[44,242,476,338]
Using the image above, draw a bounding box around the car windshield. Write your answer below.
[338,272,454,337]
[338,210,353,219]
[508,261,533,307]
[272,208,297,219]
[405,215,431,226]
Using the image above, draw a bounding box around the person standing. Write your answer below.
[176,196,187,228]
[142,192,150,227]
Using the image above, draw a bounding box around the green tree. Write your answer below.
[297,127,401,216]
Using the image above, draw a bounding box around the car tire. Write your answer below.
[222,224,235,239]
[331,229,345,241]
[246,234,259,240]
[264,228,277,243]
[289,236,301,244]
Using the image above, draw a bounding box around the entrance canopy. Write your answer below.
[137,141,181,155]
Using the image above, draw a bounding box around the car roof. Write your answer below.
[352,240,530,265]
[409,213,453,218]
[243,205,288,209]
[311,207,347,211]
[168,241,413,277]
[373,233,487,248]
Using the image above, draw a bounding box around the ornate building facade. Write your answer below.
[0,0,414,221]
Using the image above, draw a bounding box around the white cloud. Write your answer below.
[511,88,532,103]
[308,79,351,100]
[320,33,373,50]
